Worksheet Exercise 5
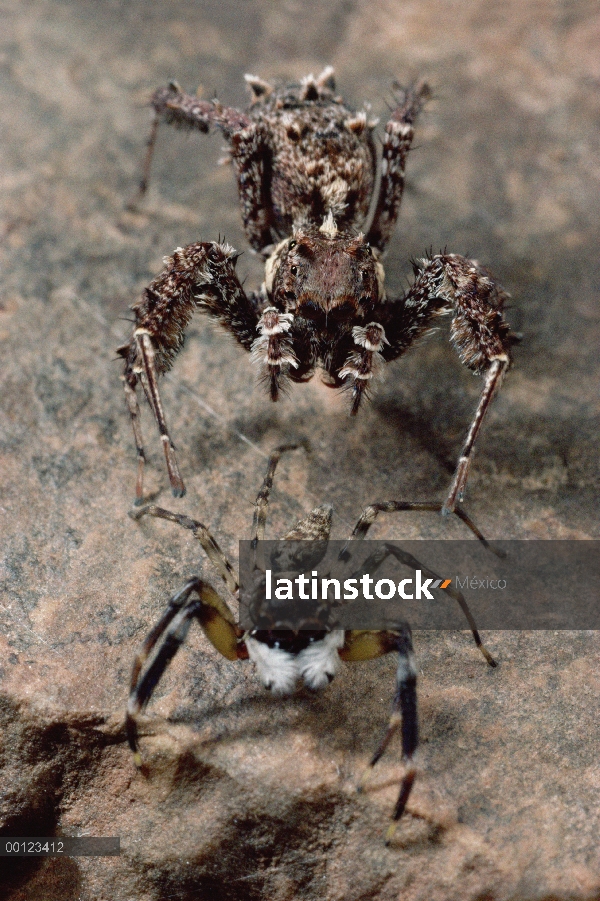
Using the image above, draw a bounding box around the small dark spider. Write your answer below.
[118,67,515,511]
[127,445,496,844]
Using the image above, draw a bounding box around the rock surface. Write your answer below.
[1,0,599,899]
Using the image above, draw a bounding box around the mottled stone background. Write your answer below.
[1,0,599,899]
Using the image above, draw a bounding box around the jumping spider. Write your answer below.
[127,445,497,844]
[119,67,515,511]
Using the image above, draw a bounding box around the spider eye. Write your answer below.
[288,240,297,249]
[290,265,298,276]
[361,269,369,281]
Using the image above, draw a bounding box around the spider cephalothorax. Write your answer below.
[126,446,496,843]
[253,215,388,398]
[119,68,515,511]
[265,221,385,324]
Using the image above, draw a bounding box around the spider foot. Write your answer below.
[385,766,417,845]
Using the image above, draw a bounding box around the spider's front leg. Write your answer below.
[127,578,246,767]
[382,253,515,513]
[130,83,273,252]
[340,626,418,844]
[117,241,259,502]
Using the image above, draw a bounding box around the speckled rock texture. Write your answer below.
[1,1,599,899]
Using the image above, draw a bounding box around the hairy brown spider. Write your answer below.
[119,67,515,511]
[127,445,497,844]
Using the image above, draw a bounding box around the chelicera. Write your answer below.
[118,67,515,512]
[127,446,497,844]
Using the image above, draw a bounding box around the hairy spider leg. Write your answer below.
[379,252,514,512]
[347,500,491,545]
[118,241,260,500]
[129,83,273,251]
[137,330,185,500]
[442,358,507,514]
[366,80,431,253]
[252,307,299,402]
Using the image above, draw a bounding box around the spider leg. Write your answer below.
[137,329,185,500]
[122,371,147,504]
[339,517,496,840]
[129,504,239,596]
[341,500,497,665]
[442,359,506,515]
[381,253,514,512]
[127,578,245,766]
[340,626,418,843]
[384,542,496,668]
[251,444,301,546]
[250,444,333,584]
[347,500,490,545]
[126,112,159,208]
[130,83,273,252]
[366,80,431,253]
[117,240,260,500]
